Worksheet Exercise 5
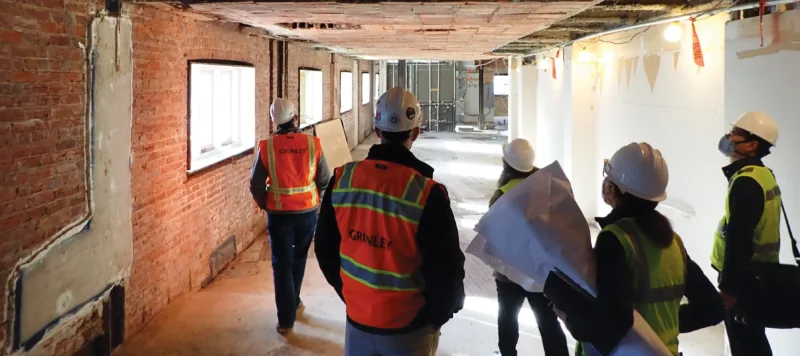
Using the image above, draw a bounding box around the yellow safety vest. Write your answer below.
[499,178,523,194]
[710,165,781,271]
[580,217,686,356]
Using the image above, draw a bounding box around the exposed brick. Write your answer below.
[125,3,271,340]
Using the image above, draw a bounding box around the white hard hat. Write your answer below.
[604,142,669,202]
[732,111,778,145]
[270,98,296,125]
[503,138,535,172]
[375,87,422,132]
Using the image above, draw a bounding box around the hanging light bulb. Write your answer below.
[577,51,594,63]
[664,22,683,43]
[539,59,549,70]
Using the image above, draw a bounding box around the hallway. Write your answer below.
[117,132,722,356]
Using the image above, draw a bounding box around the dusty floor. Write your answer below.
[118,132,723,356]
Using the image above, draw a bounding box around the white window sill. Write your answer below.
[188,144,254,174]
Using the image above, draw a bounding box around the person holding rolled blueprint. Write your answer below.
[558,142,724,356]
[489,138,568,356]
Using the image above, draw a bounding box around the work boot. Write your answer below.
[297,300,305,312]
[276,323,292,335]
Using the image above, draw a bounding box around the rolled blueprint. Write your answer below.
[467,161,671,356]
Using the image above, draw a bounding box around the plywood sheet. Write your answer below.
[315,118,353,172]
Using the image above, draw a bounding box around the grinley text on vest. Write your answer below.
[349,229,393,250]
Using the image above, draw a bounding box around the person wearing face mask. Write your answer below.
[712,112,781,356]
[559,142,723,356]
[489,138,569,356]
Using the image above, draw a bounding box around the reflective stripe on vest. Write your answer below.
[263,134,318,211]
[340,253,422,291]
[711,165,781,271]
[603,218,686,356]
[332,160,433,329]
[499,178,523,194]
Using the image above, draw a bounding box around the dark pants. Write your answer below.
[724,309,772,356]
[496,279,569,356]
[267,211,318,327]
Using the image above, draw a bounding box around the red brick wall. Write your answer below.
[0,0,101,351]
[126,4,269,336]
[358,60,375,142]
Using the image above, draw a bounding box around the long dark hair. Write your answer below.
[498,160,536,188]
[619,192,674,248]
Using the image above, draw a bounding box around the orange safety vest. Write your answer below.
[258,133,322,212]
[332,159,436,329]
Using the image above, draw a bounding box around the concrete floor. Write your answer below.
[118,132,723,356]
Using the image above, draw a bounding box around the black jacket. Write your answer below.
[314,143,466,335]
[716,157,768,296]
[565,207,725,354]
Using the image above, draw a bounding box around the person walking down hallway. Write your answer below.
[558,142,724,356]
[250,98,331,334]
[315,87,466,356]
[712,112,782,356]
[490,138,568,356]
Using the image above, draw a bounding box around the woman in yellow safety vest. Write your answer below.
[558,142,724,356]
[490,138,569,356]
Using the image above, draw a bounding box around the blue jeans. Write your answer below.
[267,211,318,327]
[345,322,440,356]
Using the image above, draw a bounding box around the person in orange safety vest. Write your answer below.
[315,87,465,356]
[250,98,331,334]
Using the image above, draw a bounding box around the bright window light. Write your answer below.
[493,74,509,96]
[374,73,380,100]
[299,69,323,126]
[340,71,353,113]
[361,72,371,105]
[188,62,255,173]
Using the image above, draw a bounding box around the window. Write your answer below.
[188,61,255,173]
[299,69,323,126]
[361,72,371,105]
[374,73,380,100]
[340,71,353,113]
[493,74,509,96]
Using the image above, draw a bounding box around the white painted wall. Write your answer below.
[518,64,538,143]
[516,8,800,355]
[508,57,520,141]
[535,48,572,177]
[725,9,800,353]
[586,15,729,281]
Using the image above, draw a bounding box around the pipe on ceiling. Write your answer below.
[523,0,798,58]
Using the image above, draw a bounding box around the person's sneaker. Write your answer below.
[276,323,292,334]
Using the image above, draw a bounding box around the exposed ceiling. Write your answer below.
[494,0,727,55]
[149,0,729,59]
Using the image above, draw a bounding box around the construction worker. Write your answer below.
[557,142,723,356]
[314,87,465,356]
[712,112,781,355]
[490,138,568,356]
[249,98,331,334]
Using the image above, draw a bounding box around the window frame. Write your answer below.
[187,59,256,174]
[361,72,371,105]
[493,74,510,96]
[340,71,353,114]
[298,67,324,128]
[374,72,380,100]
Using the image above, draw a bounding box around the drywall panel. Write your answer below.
[17,16,133,346]
[315,119,353,172]
[725,9,800,354]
